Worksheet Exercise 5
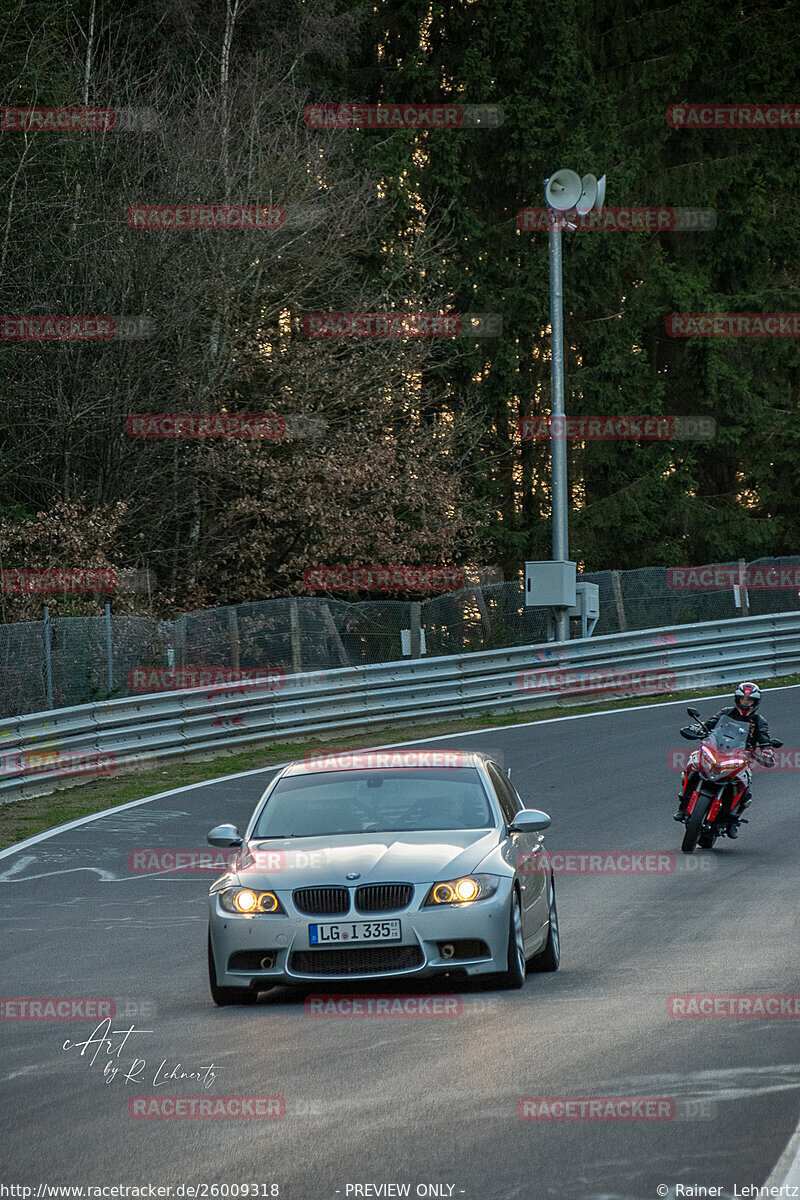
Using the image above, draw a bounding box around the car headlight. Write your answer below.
[218,888,286,915]
[423,874,500,906]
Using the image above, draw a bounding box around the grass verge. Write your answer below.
[2,671,798,852]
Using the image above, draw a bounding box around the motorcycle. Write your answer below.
[676,706,782,854]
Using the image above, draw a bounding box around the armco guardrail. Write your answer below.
[2,611,800,802]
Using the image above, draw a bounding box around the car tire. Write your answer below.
[493,891,526,990]
[208,930,259,1006]
[529,875,560,972]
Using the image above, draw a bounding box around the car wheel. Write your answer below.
[208,930,259,1006]
[529,875,560,972]
[493,890,526,990]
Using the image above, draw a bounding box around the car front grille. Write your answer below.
[354,883,413,913]
[293,886,350,915]
[289,946,424,976]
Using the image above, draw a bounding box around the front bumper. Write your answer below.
[208,880,514,988]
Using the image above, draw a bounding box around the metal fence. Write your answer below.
[2,555,800,719]
[3,609,800,803]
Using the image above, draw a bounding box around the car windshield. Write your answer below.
[252,768,495,838]
[708,715,749,751]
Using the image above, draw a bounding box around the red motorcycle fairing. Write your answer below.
[708,793,723,822]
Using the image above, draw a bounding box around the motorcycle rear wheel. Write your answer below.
[682,796,711,854]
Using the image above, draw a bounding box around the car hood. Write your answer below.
[237,829,501,888]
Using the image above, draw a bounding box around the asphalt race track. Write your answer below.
[2,692,799,1199]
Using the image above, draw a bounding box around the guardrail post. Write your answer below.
[321,603,349,666]
[410,603,422,658]
[472,586,492,639]
[174,614,187,668]
[228,606,240,671]
[611,571,628,632]
[43,605,54,709]
[737,558,750,617]
[105,602,114,697]
[289,598,303,673]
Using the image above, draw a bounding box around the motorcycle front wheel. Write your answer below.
[682,795,712,854]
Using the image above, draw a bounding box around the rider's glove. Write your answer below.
[761,748,776,767]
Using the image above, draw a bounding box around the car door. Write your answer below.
[486,763,548,943]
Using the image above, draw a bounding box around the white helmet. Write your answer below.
[734,681,761,713]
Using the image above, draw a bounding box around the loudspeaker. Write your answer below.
[575,174,598,215]
[544,169,582,211]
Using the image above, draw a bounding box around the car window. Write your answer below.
[252,767,494,837]
[487,763,521,824]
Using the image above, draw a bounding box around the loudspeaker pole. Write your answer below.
[548,221,569,642]
[542,169,606,642]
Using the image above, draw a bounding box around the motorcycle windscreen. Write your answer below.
[708,714,749,751]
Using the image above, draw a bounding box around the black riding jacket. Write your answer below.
[704,706,772,749]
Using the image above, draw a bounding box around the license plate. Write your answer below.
[309,919,401,945]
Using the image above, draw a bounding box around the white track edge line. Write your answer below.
[764,1117,800,1188]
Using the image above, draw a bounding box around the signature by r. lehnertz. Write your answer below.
[61,1018,221,1088]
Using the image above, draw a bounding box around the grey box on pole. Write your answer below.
[524,561,577,607]
[567,582,599,619]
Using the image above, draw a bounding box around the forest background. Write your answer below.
[1,0,799,622]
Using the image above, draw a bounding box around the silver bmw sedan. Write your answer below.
[206,749,559,1004]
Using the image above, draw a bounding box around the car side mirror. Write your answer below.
[508,809,551,834]
[208,823,242,848]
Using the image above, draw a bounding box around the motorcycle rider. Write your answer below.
[673,682,776,837]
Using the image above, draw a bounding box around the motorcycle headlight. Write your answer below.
[218,888,286,915]
[700,746,718,774]
[423,874,500,906]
